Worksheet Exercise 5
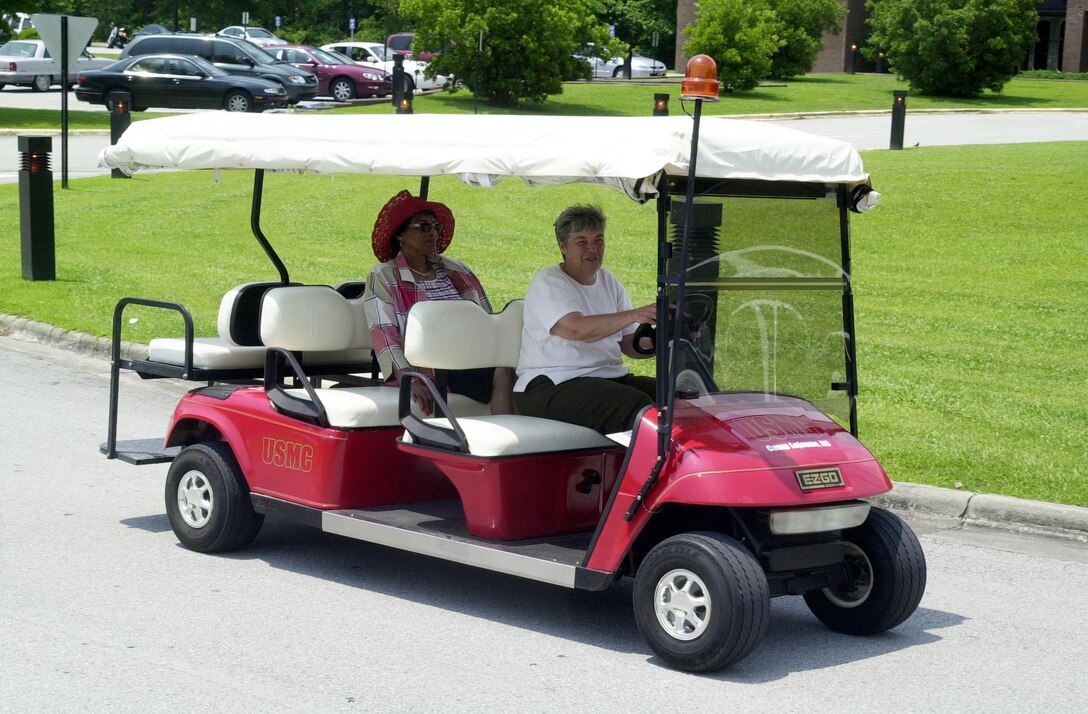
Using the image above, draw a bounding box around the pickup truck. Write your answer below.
[0,38,114,91]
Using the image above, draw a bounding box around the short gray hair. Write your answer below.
[554,204,606,244]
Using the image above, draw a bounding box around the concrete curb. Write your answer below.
[0,312,146,362]
[4,310,1087,544]
[869,482,1088,543]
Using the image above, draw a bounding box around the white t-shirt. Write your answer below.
[515,264,637,392]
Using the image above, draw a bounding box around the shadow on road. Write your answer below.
[122,512,965,676]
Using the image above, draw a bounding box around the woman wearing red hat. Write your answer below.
[363,190,513,414]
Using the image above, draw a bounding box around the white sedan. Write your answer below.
[217,26,287,48]
[321,41,446,91]
[576,51,667,79]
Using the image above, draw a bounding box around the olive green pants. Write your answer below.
[513,374,656,435]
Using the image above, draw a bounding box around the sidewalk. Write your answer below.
[3,309,1086,545]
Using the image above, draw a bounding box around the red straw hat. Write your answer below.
[371,190,455,262]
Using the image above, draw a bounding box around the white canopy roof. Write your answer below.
[100,112,868,199]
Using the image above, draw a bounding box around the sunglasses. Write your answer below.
[408,221,444,235]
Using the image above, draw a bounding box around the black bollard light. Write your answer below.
[890,90,907,150]
[396,94,414,114]
[18,135,56,281]
[876,51,885,74]
[653,93,669,116]
[847,43,857,75]
[391,54,405,109]
[110,95,131,179]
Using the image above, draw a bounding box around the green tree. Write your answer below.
[401,0,611,107]
[866,0,1038,97]
[595,0,676,68]
[767,0,844,79]
[683,0,781,91]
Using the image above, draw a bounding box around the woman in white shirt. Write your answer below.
[514,204,656,434]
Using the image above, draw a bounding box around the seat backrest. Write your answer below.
[404,300,523,370]
[217,281,293,346]
[260,285,356,352]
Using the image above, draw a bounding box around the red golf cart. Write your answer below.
[101,90,924,672]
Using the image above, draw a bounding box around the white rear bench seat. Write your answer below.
[147,281,374,372]
[260,285,490,429]
[401,300,617,456]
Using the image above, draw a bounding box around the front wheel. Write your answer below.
[224,89,253,112]
[165,442,264,553]
[803,507,926,635]
[32,74,52,92]
[329,77,355,101]
[634,532,769,672]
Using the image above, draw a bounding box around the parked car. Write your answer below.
[575,48,667,78]
[385,32,436,62]
[320,41,446,91]
[266,44,390,100]
[0,38,113,91]
[75,54,287,112]
[217,26,286,48]
[121,33,317,103]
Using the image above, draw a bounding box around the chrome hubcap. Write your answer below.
[654,568,712,641]
[177,470,213,528]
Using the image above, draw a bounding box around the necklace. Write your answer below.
[408,264,433,278]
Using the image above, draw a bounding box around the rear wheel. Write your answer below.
[165,442,264,553]
[224,90,253,112]
[633,532,769,672]
[32,74,51,92]
[330,77,355,101]
[803,507,926,635]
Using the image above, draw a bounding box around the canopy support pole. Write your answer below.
[251,169,290,284]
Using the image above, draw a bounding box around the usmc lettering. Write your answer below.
[731,414,824,442]
[261,437,314,473]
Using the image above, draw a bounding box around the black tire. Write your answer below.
[165,442,264,553]
[106,89,132,112]
[329,77,355,102]
[32,74,51,92]
[633,532,769,672]
[803,507,927,635]
[224,89,253,112]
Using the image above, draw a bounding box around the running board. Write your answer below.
[100,439,180,465]
[251,495,615,591]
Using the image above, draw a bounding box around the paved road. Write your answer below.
[1,335,1086,712]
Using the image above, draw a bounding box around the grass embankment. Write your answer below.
[0,140,1085,507]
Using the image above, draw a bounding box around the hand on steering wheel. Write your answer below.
[633,322,657,355]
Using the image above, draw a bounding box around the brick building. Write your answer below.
[675,0,1088,74]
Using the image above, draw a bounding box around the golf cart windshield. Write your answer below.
[663,183,853,427]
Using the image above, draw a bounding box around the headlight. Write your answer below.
[361,72,380,81]
[287,75,306,84]
[264,86,285,94]
[769,502,871,535]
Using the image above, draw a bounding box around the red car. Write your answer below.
[267,44,390,101]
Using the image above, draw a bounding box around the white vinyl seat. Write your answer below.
[282,386,492,429]
[402,300,617,456]
[148,281,375,372]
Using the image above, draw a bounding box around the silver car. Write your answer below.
[576,50,667,78]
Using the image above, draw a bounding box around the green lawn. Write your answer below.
[1,141,1085,507]
[4,72,1087,130]
[2,75,1086,508]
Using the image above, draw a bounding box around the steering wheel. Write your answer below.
[633,322,656,355]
